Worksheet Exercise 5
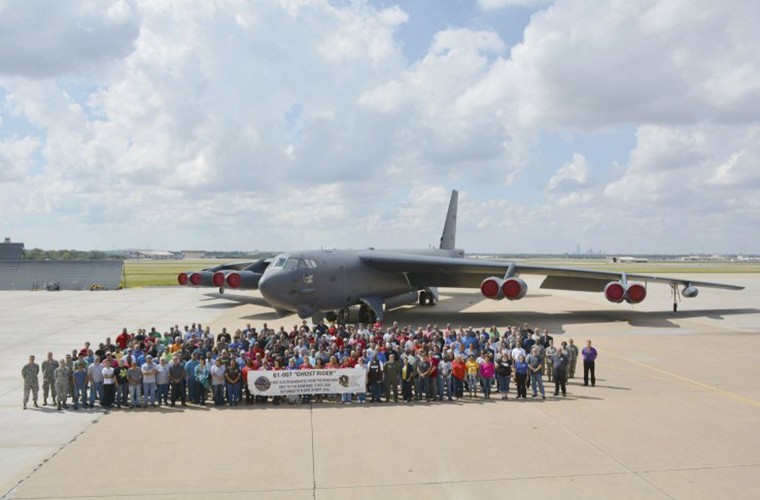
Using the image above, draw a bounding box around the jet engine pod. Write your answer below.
[189,271,214,287]
[625,282,647,304]
[604,281,626,303]
[225,271,262,290]
[178,272,190,285]
[682,285,699,298]
[212,271,226,288]
[502,277,528,301]
[480,277,504,300]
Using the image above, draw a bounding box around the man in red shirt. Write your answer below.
[115,328,130,350]
[451,355,465,399]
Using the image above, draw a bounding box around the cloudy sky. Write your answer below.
[1,0,759,255]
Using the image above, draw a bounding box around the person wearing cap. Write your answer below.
[22,355,40,409]
[141,355,158,407]
[53,359,71,410]
[41,352,57,406]
[72,361,88,409]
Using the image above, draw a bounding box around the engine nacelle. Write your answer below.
[604,281,626,303]
[502,277,528,301]
[625,282,647,304]
[189,271,215,287]
[682,286,699,298]
[385,291,419,311]
[178,272,191,286]
[225,271,263,289]
[212,271,227,288]
[605,281,647,304]
[480,277,504,300]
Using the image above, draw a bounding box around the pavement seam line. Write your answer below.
[535,406,676,500]
[2,413,105,500]
[603,348,760,408]
[310,402,316,500]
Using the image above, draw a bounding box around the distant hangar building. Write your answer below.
[0,237,123,291]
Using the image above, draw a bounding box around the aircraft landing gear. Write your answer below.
[218,287,225,294]
[359,304,377,324]
[419,291,436,306]
[670,284,680,312]
[337,308,350,324]
[325,310,337,323]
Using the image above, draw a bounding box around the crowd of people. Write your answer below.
[21,320,599,410]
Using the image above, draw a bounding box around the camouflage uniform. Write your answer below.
[22,361,40,408]
[544,345,557,382]
[53,363,71,409]
[41,358,57,404]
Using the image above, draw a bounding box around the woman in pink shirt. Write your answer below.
[479,354,496,399]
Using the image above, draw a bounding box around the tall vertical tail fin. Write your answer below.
[439,190,458,250]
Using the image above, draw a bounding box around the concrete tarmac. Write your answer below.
[1,274,758,499]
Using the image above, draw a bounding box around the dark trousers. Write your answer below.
[554,371,567,395]
[515,373,528,398]
[384,380,399,402]
[452,377,464,398]
[370,381,382,401]
[583,361,596,386]
[102,384,115,407]
[401,380,413,401]
[170,380,186,404]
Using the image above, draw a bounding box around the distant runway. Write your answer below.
[1,274,758,499]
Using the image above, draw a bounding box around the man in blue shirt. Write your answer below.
[582,339,598,387]
[184,352,200,404]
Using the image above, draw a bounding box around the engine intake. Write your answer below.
[502,277,528,301]
[225,271,263,289]
[480,277,504,300]
[605,281,646,304]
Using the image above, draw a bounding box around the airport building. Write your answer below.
[0,238,124,291]
[0,237,24,260]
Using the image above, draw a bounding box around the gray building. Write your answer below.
[0,238,24,260]
[0,260,124,290]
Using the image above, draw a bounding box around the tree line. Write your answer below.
[23,249,119,261]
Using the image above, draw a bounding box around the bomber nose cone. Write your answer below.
[258,272,285,307]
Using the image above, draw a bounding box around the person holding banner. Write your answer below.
[355,357,367,403]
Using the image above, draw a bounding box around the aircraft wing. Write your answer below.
[358,251,745,292]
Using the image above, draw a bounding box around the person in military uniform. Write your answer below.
[53,359,71,410]
[567,338,579,378]
[22,355,40,409]
[383,353,400,403]
[41,352,57,405]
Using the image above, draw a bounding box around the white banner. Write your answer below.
[248,367,367,396]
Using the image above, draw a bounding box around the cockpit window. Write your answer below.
[306,259,317,269]
[283,258,298,270]
[273,257,287,268]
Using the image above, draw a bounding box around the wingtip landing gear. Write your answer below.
[670,284,680,312]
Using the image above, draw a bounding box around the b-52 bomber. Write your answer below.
[178,191,744,323]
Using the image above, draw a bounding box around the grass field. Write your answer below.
[122,258,760,288]
[123,259,229,288]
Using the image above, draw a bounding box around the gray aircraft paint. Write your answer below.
[181,190,744,321]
